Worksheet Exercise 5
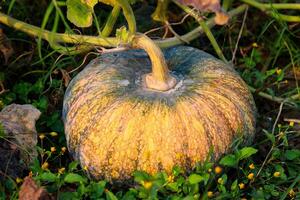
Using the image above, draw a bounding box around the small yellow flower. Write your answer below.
[247,173,254,180]
[273,171,281,177]
[16,177,23,184]
[249,163,255,170]
[50,147,56,152]
[289,121,295,127]
[50,131,58,137]
[239,183,245,189]
[58,167,65,174]
[167,175,174,183]
[142,181,153,189]
[278,124,282,128]
[39,133,45,140]
[289,189,295,198]
[41,162,49,170]
[252,42,258,48]
[214,166,222,174]
[217,178,223,184]
[278,132,285,139]
[83,166,88,171]
[61,147,67,154]
[28,171,33,177]
[276,68,282,75]
[207,191,214,198]
[208,168,212,173]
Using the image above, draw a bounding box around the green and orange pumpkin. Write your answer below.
[63,35,256,183]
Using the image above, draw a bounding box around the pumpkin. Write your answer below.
[63,35,256,183]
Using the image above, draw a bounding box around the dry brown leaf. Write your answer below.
[0,28,14,64]
[19,177,53,200]
[178,0,229,25]
[178,0,221,12]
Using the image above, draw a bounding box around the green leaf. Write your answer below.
[121,189,138,200]
[243,57,256,68]
[58,192,79,200]
[188,174,204,184]
[284,149,300,160]
[182,195,195,200]
[219,154,237,167]
[33,96,48,112]
[231,179,238,191]
[2,92,16,104]
[106,190,118,200]
[84,0,98,7]
[116,26,133,44]
[66,0,93,27]
[30,159,42,174]
[13,82,32,102]
[172,166,183,177]
[265,69,276,77]
[167,182,179,192]
[64,173,87,183]
[264,129,275,144]
[90,181,106,198]
[40,172,57,182]
[237,147,258,160]
[133,171,150,183]
[32,78,44,94]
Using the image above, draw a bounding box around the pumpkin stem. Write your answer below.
[132,34,177,91]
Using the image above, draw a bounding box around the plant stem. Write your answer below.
[0,5,247,50]
[0,12,119,47]
[102,5,121,37]
[38,2,55,64]
[156,4,248,48]
[198,20,227,62]
[52,0,73,32]
[269,12,300,23]
[240,0,300,10]
[132,34,177,91]
[115,0,136,34]
[248,86,299,106]
[240,0,300,22]
[152,0,170,22]
[173,0,227,62]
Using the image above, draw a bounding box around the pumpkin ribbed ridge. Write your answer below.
[63,46,256,183]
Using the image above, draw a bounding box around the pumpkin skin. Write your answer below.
[63,46,256,183]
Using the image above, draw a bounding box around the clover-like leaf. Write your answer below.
[66,0,94,27]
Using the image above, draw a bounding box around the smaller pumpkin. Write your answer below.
[63,35,256,184]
